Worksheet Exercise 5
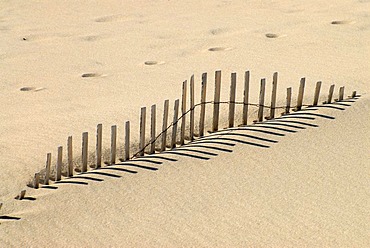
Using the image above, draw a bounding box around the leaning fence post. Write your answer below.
[199,73,207,137]
[56,146,62,181]
[212,70,221,132]
[171,99,180,149]
[139,107,146,157]
[110,125,117,164]
[296,78,305,111]
[313,81,322,106]
[124,121,130,160]
[150,104,156,154]
[325,84,335,104]
[34,173,40,189]
[229,72,237,128]
[67,136,73,176]
[96,124,102,168]
[161,100,169,152]
[45,153,51,184]
[82,132,88,172]
[180,80,187,145]
[268,72,278,119]
[189,75,195,141]
[242,71,250,125]
[256,78,266,122]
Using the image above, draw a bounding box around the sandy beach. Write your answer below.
[1,0,369,246]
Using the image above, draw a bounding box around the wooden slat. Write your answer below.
[124,121,130,160]
[228,72,237,128]
[257,78,266,122]
[44,153,51,184]
[171,99,180,149]
[34,173,40,189]
[338,86,345,101]
[56,146,62,181]
[313,81,322,106]
[139,107,146,157]
[285,87,292,115]
[268,72,278,119]
[110,125,117,164]
[199,73,207,137]
[242,71,250,125]
[296,78,305,111]
[189,75,195,141]
[67,136,73,176]
[96,124,102,168]
[180,80,187,145]
[212,70,222,132]
[161,100,169,152]
[326,84,335,104]
[150,104,156,154]
[82,132,88,172]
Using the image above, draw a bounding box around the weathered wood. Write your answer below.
[34,173,40,189]
[161,100,169,152]
[242,71,250,125]
[351,91,357,98]
[257,78,266,122]
[338,86,345,101]
[285,87,292,115]
[110,125,117,164]
[313,81,322,106]
[139,107,146,157]
[326,84,335,104]
[82,132,88,172]
[0,202,2,210]
[96,124,102,168]
[189,75,195,141]
[296,78,305,111]
[171,99,180,149]
[15,190,26,200]
[124,121,130,160]
[229,72,237,128]
[212,70,222,132]
[268,72,278,119]
[150,104,156,154]
[180,80,187,145]
[67,136,73,176]
[44,153,51,184]
[56,146,62,181]
[199,73,207,137]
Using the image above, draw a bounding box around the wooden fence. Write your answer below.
[29,70,357,190]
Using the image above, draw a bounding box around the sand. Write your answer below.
[1,0,369,247]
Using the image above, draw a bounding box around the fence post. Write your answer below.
[338,86,345,101]
[56,146,62,181]
[242,71,250,125]
[34,173,40,189]
[171,99,180,149]
[96,124,102,168]
[161,100,169,151]
[199,73,207,137]
[268,72,278,119]
[212,70,221,132]
[284,87,292,115]
[229,72,237,128]
[125,121,130,160]
[296,78,305,111]
[82,132,88,172]
[110,125,117,164]
[189,75,195,141]
[139,107,146,157]
[150,104,156,154]
[313,81,322,106]
[67,136,73,176]
[256,78,266,122]
[324,84,335,104]
[180,80,187,145]
[351,91,357,98]
[45,153,51,184]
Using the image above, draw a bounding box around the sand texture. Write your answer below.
[1,0,369,247]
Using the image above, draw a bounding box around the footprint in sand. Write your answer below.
[81,73,103,78]
[265,33,286,39]
[331,20,355,25]
[144,61,165,66]
[19,87,45,92]
[208,47,233,52]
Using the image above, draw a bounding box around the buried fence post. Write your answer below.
[180,80,187,145]
[256,78,266,122]
[150,104,156,154]
[34,173,40,189]
[96,124,102,168]
[171,99,180,149]
[161,100,169,152]
[313,81,322,106]
[199,73,207,137]
[45,153,51,185]
[67,136,73,176]
[82,132,88,172]
[351,91,357,98]
[325,84,335,104]
[139,107,146,157]
[189,75,195,141]
[296,78,305,111]
[56,146,63,181]
[228,72,237,128]
[124,121,130,161]
[212,70,221,132]
[268,72,278,119]
[242,71,250,125]
[110,125,117,165]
